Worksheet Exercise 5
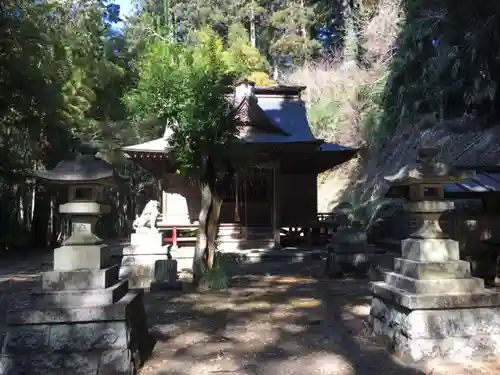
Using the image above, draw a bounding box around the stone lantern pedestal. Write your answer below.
[369,148,500,362]
[325,221,380,278]
[119,200,182,290]
[0,151,153,374]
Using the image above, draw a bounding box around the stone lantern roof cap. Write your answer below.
[384,147,475,186]
[34,154,118,185]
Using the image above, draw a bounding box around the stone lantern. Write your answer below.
[369,147,500,361]
[36,148,116,270]
[324,203,381,278]
[0,147,153,374]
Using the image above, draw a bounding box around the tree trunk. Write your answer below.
[193,181,212,286]
[207,194,222,269]
[192,152,235,288]
[250,7,256,48]
[193,180,223,286]
[350,0,365,65]
[300,0,307,39]
[31,185,51,248]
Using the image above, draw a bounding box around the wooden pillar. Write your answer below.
[171,226,178,250]
[234,175,240,222]
[244,175,248,240]
[272,160,281,248]
[161,178,168,223]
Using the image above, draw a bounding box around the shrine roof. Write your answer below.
[122,137,167,153]
[254,91,315,142]
[388,171,500,197]
[122,85,357,163]
[319,142,357,152]
[444,172,500,193]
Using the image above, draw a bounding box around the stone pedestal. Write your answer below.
[120,232,181,290]
[370,200,500,362]
[0,263,153,374]
[168,247,196,274]
[325,224,381,278]
[12,150,154,374]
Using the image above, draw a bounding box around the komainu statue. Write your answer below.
[133,200,160,233]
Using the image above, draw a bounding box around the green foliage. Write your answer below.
[271,34,321,63]
[138,0,328,68]
[124,29,237,177]
[0,0,135,248]
[248,71,277,86]
[308,100,344,137]
[223,23,270,78]
[381,1,500,133]
[204,257,229,290]
[270,1,321,63]
[357,71,388,144]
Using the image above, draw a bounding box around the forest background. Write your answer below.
[2,0,500,251]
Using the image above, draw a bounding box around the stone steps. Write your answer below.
[217,247,326,263]
[217,225,274,251]
[0,265,153,374]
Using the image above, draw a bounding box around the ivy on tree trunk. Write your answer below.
[192,154,233,287]
[192,154,219,286]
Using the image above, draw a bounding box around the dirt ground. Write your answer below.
[1,254,500,375]
[139,261,500,375]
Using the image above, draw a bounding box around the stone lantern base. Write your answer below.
[0,264,154,374]
[370,235,500,362]
[325,227,383,278]
[119,232,182,290]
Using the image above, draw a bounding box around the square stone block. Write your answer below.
[120,254,168,267]
[130,232,163,248]
[7,289,144,326]
[49,321,129,352]
[29,280,129,308]
[120,254,175,289]
[169,248,195,271]
[122,244,167,256]
[1,290,153,374]
[42,266,119,291]
[1,325,51,354]
[99,349,134,374]
[2,320,130,354]
[0,353,64,375]
[394,258,471,280]
[370,296,500,361]
[53,244,110,271]
[371,281,500,310]
[154,259,178,282]
[384,272,484,294]
[402,238,459,262]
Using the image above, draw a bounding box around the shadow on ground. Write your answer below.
[2,253,496,375]
[140,259,426,375]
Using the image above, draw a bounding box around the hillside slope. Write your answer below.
[318,121,500,213]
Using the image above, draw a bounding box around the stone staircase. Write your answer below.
[217,224,275,251]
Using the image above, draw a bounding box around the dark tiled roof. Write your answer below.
[235,96,289,135]
[445,172,500,193]
[123,85,358,164]
[256,95,316,142]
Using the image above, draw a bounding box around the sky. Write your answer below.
[114,0,135,29]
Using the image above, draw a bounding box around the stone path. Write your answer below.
[1,253,500,375]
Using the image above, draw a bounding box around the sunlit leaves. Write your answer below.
[124,29,237,178]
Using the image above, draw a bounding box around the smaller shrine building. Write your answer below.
[122,83,358,247]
